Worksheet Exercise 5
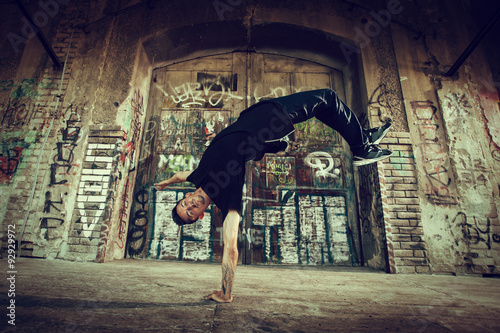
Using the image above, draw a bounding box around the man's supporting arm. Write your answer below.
[205,209,240,303]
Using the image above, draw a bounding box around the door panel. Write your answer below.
[127,52,360,266]
[245,54,356,265]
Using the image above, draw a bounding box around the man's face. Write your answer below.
[175,192,207,224]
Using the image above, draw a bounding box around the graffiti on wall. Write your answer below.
[73,125,140,260]
[0,99,52,130]
[0,78,56,100]
[40,103,83,242]
[451,212,500,274]
[455,155,493,202]
[112,89,146,252]
[64,88,145,261]
[252,193,350,265]
[127,188,151,257]
[0,140,30,185]
[74,142,116,239]
[126,119,158,258]
[123,89,144,164]
[439,92,499,273]
[305,152,341,180]
[150,189,351,265]
[160,76,325,110]
[411,100,457,205]
[266,156,295,188]
[155,111,229,183]
[128,64,359,265]
[49,104,82,186]
[161,73,240,109]
[368,83,403,126]
[442,93,496,201]
[148,117,354,264]
[115,177,130,250]
[0,79,57,185]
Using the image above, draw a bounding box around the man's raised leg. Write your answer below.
[311,90,393,166]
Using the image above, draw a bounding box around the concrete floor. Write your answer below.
[1,258,499,332]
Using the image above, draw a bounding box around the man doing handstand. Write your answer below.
[154,89,392,303]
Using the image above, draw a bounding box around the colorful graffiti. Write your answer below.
[0,141,30,185]
[115,178,130,249]
[127,63,360,264]
[0,79,57,186]
[134,103,355,264]
[0,78,56,99]
[150,189,350,265]
[266,156,295,188]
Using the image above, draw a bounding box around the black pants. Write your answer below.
[283,90,369,155]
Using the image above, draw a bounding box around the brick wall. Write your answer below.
[380,132,430,273]
[0,1,89,258]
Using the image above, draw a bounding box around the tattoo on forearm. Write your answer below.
[222,263,235,296]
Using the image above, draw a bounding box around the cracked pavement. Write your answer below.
[1,258,499,332]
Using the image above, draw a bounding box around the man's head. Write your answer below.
[172,189,211,226]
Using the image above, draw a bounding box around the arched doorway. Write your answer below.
[126,51,370,266]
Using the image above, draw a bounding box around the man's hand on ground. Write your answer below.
[204,290,233,303]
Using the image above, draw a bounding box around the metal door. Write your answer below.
[126,52,359,266]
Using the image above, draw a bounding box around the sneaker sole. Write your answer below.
[353,151,393,166]
[372,122,393,145]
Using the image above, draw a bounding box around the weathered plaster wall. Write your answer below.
[391,0,500,274]
[0,0,498,274]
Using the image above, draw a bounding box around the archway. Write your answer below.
[126,22,388,270]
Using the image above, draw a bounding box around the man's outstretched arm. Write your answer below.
[205,209,240,303]
[154,171,193,190]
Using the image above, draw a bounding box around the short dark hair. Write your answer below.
[171,200,197,226]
